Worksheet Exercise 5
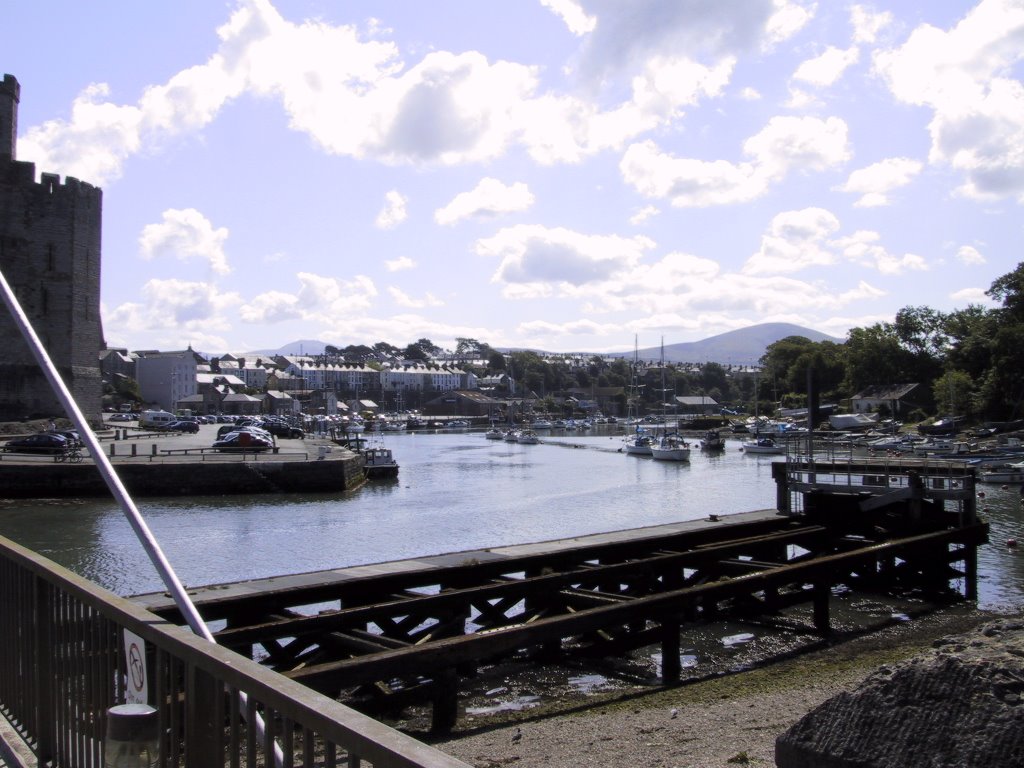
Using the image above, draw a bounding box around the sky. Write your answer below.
[4,1,1022,356]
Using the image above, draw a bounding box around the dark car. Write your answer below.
[46,429,82,447]
[259,421,305,439]
[165,420,200,433]
[212,431,274,451]
[4,433,69,454]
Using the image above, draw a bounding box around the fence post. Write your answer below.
[33,576,56,763]
[185,663,224,767]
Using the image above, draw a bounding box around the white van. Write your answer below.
[139,410,176,429]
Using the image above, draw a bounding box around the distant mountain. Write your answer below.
[240,339,328,357]
[624,323,844,366]
[238,324,841,366]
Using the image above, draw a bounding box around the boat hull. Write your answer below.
[650,447,690,461]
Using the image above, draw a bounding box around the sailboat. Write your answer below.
[649,339,690,462]
[742,373,783,455]
[623,337,654,456]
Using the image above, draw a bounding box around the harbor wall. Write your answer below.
[0,453,365,498]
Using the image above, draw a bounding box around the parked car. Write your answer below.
[4,433,70,455]
[217,424,273,441]
[259,420,305,439]
[212,431,274,451]
[165,420,200,433]
[46,429,82,447]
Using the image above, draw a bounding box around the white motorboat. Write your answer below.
[516,430,540,444]
[531,418,553,429]
[742,436,784,455]
[979,461,1024,484]
[485,427,504,440]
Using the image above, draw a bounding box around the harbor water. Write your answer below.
[1,429,1023,612]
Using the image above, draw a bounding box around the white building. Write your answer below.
[135,349,199,412]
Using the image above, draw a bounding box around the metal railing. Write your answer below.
[0,535,471,768]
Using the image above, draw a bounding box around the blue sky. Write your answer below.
[5,1,1021,355]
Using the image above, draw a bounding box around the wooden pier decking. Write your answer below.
[133,457,988,731]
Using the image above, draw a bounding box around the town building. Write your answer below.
[135,349,199,412]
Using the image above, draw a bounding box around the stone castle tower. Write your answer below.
[0,74,104,421]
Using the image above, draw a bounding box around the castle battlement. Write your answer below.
[0,72,104,422]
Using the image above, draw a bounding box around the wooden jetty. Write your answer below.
[133,456,988,732]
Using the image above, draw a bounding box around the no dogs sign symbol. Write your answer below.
[123,629,149,704]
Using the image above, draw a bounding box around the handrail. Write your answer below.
[0,534,471,768]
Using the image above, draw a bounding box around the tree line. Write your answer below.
[313,263,1024,423]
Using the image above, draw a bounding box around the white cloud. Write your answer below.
[238,290,304,323]
[17,0,808,185]
[434,178,535,225]
[873,0,1024,201]
[388,286,444,308]
[956,245,986,265]
[295,272,378,314]
[764,0,816,47]
[104,279,242,348]
[850,5,892,44]
[629,205,660,225]
[574,0,809,84]
[836,157,923,207]
[385,256,416,272]
[739,86,762,100]
[792,46,859,88]
[831,231,928,275]
[138,208,231,275]
[620,115,849,207]
[474,224,656,294]
[950,286,998,305]
[744,209,930,277]
[540,0,597,35]
[744,207,841,275]
[375,190,408,229]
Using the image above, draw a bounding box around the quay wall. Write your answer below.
[0,453,365,498]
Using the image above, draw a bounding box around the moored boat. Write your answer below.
[742,436,784,455]
[623,430,654,456]
[362,445,399,478]
[978,461,1024,484]
[650,433,690,462]
[700,429,726,451]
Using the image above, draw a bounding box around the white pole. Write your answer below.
[0,267,283,766]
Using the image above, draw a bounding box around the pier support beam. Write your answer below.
[812,581,830,634]
[660,619,681,684]
[431,668,459,733]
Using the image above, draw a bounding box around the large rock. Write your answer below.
[776,620,1024,767]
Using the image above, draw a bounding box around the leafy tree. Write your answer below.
[892,306,948,358]
[340,344,374,363]
[943,305,995,380]
[403,343,429,361]
[488,351,507,371]
[842,325,913,394]
[373,341,402,358]
[987,261,1024,320]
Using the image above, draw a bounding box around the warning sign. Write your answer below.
[123,629,148,705]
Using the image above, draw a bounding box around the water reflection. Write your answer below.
[0,430,1020,614]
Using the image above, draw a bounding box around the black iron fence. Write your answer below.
[0,534,470,768]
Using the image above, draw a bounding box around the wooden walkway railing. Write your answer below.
[0,535,471,768]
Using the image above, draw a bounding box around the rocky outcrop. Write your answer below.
[776,620,1024,767]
